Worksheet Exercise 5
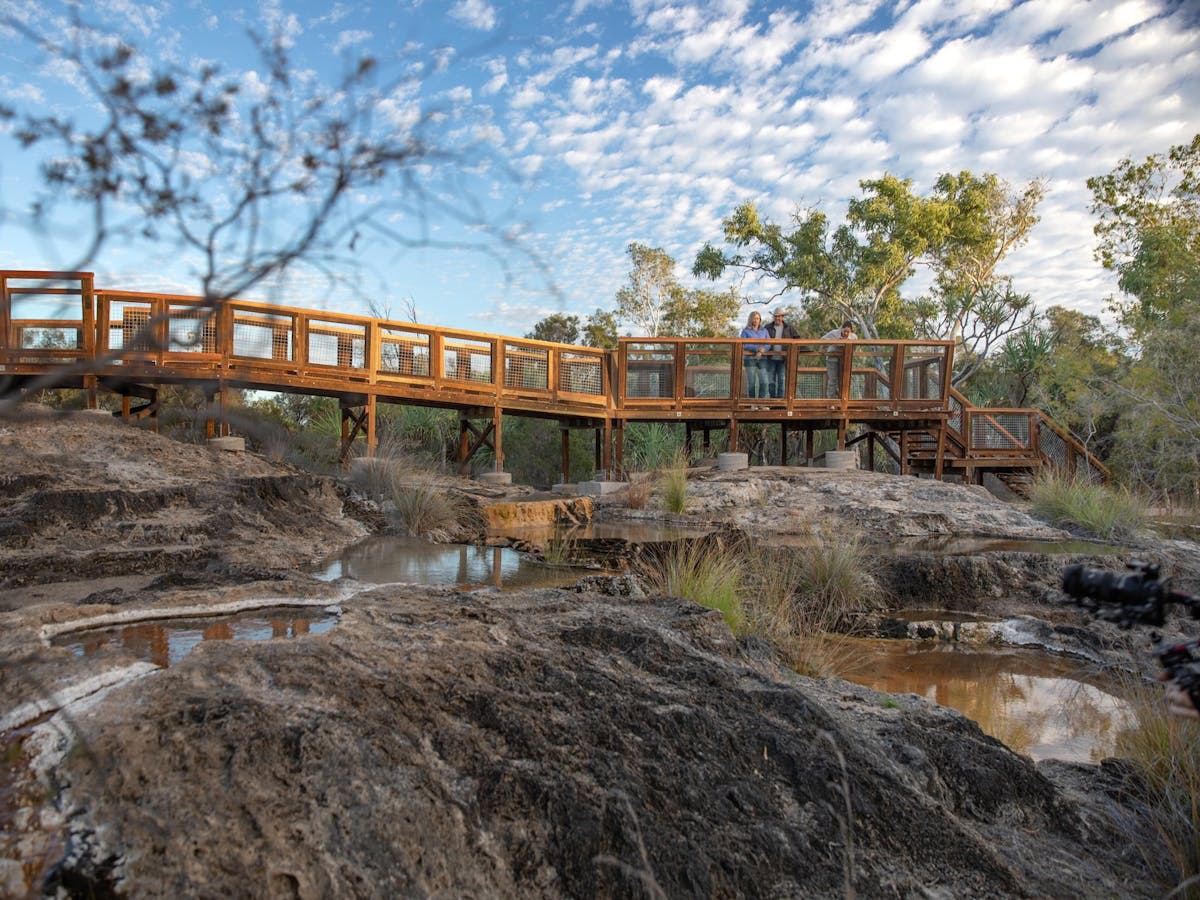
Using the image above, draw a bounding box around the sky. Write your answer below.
[1,0,1198,340]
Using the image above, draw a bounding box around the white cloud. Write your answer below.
[333,29,371,54]
[450,0,498,32]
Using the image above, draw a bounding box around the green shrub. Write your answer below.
[1030,471,1148,541]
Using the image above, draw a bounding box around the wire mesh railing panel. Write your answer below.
[379,327,431,377]
[948,393,965,440]
[684,344,733,399]
[307,319,367,370]
[559,352,603,395]
[625,343,676,399]
[231,311,295,361]
[850,346,892,400]
[107,301,157,354]
[1038,422,1068,472]
[504,344,549,390]
[902,346,947,399]
[970,412,1032,450]
[444,337,493,384]
[165,305,217,353]
[795,350,832,399]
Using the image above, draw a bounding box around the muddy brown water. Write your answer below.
[316,536,598,589]
[53,608,339,668]
[840,638,1133,763]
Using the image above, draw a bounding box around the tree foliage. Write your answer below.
[617,243,740,337]
[1088,134,1200,336]
[694,172,1043,383]
[526,313,580,345]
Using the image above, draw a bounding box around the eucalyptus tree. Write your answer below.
[1088,133,1200,337]
[916,172,1045,383]
[617,242,740,337]
[693,175,947,339]
[694,171,1045,385]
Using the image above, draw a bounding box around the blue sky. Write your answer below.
[1,0,1198,338]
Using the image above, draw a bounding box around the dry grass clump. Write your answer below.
[1030,471,1148,541]
[637,533,882,675]
[1112,677,1200,897]
[744,539,882,678]
[350,449,481,541]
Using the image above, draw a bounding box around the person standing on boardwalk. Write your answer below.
[763,306,797,400]
[739,310,770,403]
[821,320,856,397]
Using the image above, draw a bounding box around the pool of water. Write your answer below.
[316,535,595,590]
[839,638,1133,763]
[53,607,339,668]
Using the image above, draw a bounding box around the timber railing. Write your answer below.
[1,269,1109,482]
[1,272,610,414]
[945,387,1109,482]
[616,337,953,414]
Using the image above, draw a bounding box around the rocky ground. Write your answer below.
[1,406,1197,898]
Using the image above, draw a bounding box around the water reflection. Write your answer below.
[55,609,337,668]
[316,535,591,590]
[841,638,1133,763]
[493,521,712,544]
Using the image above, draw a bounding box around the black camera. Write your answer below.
[1061,561,1170,627]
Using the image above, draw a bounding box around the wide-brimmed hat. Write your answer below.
[772,307,786,315]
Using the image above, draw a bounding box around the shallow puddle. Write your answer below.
[840,638,1133,763]
[53,607,338,668]
[317,535,594,589]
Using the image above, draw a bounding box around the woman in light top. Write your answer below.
[739,310,770,402]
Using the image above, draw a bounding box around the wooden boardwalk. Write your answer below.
[0,270,1106,484]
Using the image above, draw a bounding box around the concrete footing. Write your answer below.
[577,480,624,496]
[717,452,749,472]
[478,471,513,485]
[208,436,246,452]
[824,450,858,469]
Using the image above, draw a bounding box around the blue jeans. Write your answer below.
[743,359,766,399]
[765,357,785,399]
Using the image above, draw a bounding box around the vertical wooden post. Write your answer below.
[561,427,570,483]
[366,394,377,458]
[492,408,504,472]
[594,426,603,476]
[458,417,471,476]
[805,429,814,464]
[781,422,791,466]
[836,418,847,450]
[899,430,910,476]
[934,423,947,480]
[614,421,625,479]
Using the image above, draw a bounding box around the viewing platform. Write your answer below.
[0,270,1107,486]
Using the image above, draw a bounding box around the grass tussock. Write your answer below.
[350,450,480,541]
[640,538,747,635]
[744,539,882,678]
[627,473,653,510]
[1112,676,1200,897]
[1030,471,1148,541]
[638,534,882,676]
[661,451,689,514]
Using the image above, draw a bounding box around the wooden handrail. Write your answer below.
[2,269,1108,482]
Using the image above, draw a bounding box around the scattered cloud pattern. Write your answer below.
[1,0,1197,337]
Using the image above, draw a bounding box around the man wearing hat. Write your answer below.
[763,306,797,400]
